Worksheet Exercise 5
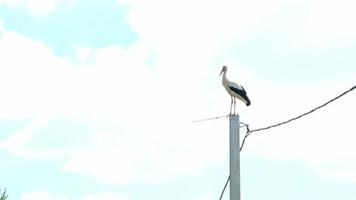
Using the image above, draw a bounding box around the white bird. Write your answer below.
[220,65,251,115]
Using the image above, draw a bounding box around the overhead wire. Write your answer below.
[192,115,229,123]
[218,84,356,200]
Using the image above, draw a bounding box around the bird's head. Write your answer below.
[220,65,227,76]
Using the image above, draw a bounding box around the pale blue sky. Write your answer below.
[0,0,356,200]
[0,0,136,56]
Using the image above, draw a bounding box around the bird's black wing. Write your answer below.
[229,86,247,95]
[229,86,251,106]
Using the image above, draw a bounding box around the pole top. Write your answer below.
[229,114,240,123]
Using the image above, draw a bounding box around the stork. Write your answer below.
[220,65,251,115]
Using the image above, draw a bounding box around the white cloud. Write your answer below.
[0,29,73,119]
[194,196,214,200]
[118,0,356,55]
[0,29,66,155]
[118,0,286,57]
[0,115,68,159]
[0,26,224,183]
[0,0,74,16]
[298,0,356,49]
[62,127,226,184]
[0,0,23,8]
[81,193,129,200]
[74,45,94,63]
[21,190,68,200]
[0,20,4,38]
[1,0,356,186]
[22,191,128,200]
[26,0,56,16]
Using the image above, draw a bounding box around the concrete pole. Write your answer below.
[230,114,240,200]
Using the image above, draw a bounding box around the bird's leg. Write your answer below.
[230,96,233,115]
[233,98,236,115]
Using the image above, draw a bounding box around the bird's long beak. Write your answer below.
[219,68,225,76]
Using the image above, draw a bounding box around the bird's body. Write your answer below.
[220,66,250,114]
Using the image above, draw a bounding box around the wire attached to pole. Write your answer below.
[192,115,229,123]
[218,84,356,200]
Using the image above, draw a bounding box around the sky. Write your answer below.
[0,0,356,199]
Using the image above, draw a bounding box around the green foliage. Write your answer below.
[0,188,8,200]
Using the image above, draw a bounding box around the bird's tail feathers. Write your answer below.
[245,98,251,106]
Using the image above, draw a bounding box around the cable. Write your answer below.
[192,115,248,129]
[219,175,230,200]
[218,84,356,200]
[247,85,356,135]
[192,115,229,123]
